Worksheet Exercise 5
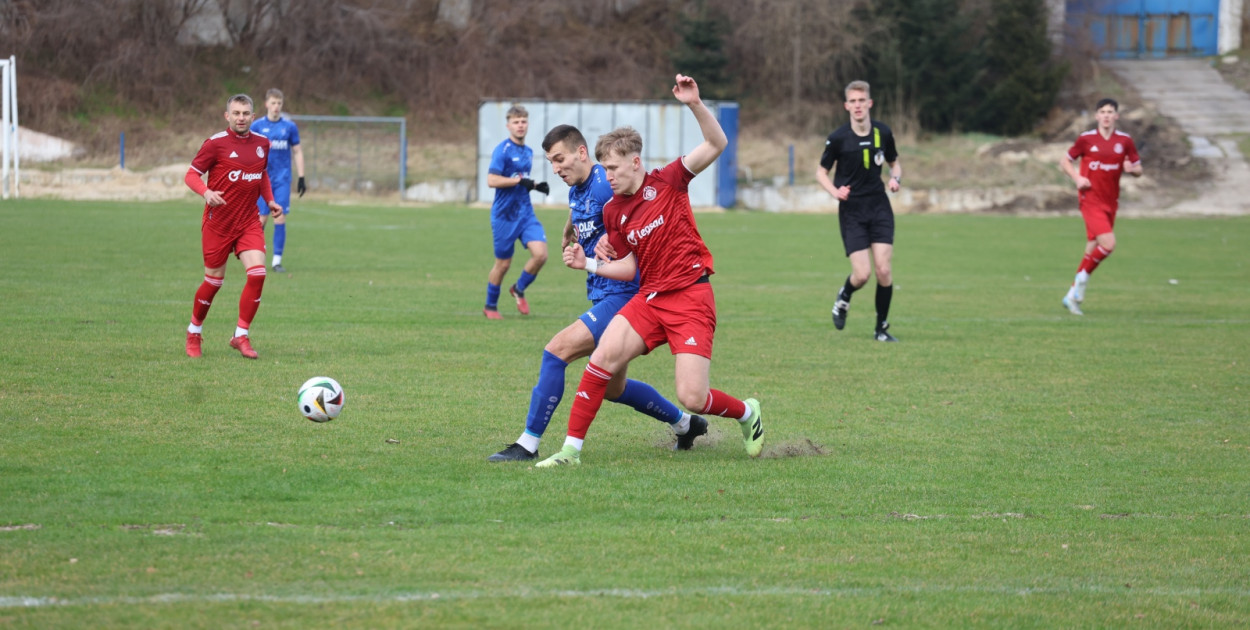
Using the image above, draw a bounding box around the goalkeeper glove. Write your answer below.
[518,178,535,191]
[535,181,550,195]
[297,176,306,197]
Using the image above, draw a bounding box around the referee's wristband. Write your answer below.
[584,258,599,275]
[891,175,902,184]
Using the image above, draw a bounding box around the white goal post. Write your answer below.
[1,55,18,199]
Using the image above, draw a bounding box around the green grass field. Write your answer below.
[2,199,1248,628]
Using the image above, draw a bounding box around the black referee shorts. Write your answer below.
[838,194,895,256]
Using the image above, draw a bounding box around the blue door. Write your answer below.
[1067,0,1219,58]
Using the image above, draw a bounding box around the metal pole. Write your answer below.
[788,144,795,186]
[10,55,17,197]
[2,58,10,199]
[120,132,125,170]
[398,118,407,195]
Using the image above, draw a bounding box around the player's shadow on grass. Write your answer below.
[655,426,829,458]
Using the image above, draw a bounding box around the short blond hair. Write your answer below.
[265,88,285,101]
[595,126,643,162]
[506,104,528,120]
[844,80,871,99]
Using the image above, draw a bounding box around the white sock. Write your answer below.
[235,326,249,338]
[187,323,202,334]
[563,436,584,451]
[272,254,283,266]
[739,405,753,423]
[1075,270,1089,284]
[673,414,691,435]
[516,433,540,453]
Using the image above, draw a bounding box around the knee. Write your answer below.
[494,259,512,275]
[676,387,707,412]
[876,266,892,285]
[531,250,549,266]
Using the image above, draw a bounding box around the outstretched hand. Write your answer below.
[672,74,701,105]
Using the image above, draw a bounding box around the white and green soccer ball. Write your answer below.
[298,376,345,422]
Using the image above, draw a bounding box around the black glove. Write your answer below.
[297,176,306,197]
[518,177,535,191]
[535,181,550,195]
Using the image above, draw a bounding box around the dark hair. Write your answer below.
[1095,98,1119,111]
[542,124,588,153]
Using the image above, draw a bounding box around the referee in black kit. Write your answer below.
[816,79,904,343]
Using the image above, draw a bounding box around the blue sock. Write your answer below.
[485,283,501,309]
[273,223,286,256]
[609,379,682,424]
[524,351,569,438]
[516,270,538,294]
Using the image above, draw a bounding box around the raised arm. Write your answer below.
[673,74,727,175]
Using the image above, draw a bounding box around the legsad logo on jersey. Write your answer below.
[626,214,664,246]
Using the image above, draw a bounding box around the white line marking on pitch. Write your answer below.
[4,585,1249,608]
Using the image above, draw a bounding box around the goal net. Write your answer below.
[289,115,407,196]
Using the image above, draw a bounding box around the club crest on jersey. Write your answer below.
[1114,143,1124,154]
[256,146,265,158]
[874,150,885,166]
[642,186,657,201]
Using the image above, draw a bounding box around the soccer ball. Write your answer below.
[298,376,345,422]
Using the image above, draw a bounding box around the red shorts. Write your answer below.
[616,280,717,359]
[202,222,266,268]
[1080,203,1116,241]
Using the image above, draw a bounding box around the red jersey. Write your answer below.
[1067,128,1140,211]
[603,158,714,294]
[189,129,272,235]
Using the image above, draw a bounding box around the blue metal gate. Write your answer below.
[1068,0,1219,58]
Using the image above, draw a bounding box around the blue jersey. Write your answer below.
[571,164,638,301]
[488,138,535,222]
[251,114,300,183]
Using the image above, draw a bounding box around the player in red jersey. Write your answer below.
[182,94,283,358]
[536,74,764,467]
[1059,97,1143,315]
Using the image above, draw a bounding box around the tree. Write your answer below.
[669,0,731,99]
[971,0,1067,135]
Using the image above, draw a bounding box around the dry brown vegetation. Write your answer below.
[3,0,905,154]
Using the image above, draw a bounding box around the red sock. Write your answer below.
[191,275,224,326]
[1078,246,1111,274]
[567,362,612,439]
[701,389,748,420]
[237,265,266,329]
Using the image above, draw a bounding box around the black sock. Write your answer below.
[840,276,860,302]
[875,284,893,328]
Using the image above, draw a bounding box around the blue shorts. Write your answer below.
[258,178,291,216]
[492,213,546,259]
[578,292,633,344]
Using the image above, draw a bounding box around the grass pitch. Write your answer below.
[1,199,1248,628]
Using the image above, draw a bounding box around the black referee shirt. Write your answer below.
[818,121,898,199]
